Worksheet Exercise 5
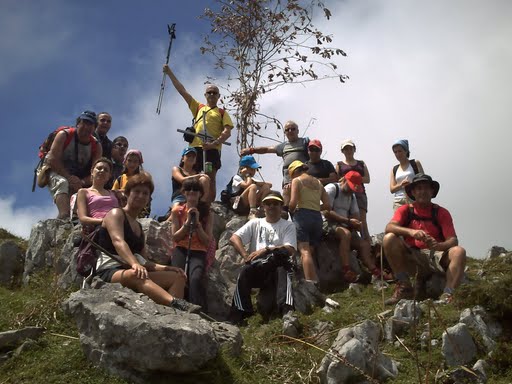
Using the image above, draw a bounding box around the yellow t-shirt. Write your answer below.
[189,98,233,150]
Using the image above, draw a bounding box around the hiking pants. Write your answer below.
[172,247,206,309]
[232,260,293,315]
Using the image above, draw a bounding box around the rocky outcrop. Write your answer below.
[317,319,399,383]
[63,283,242,382]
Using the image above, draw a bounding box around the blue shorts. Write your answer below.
[292,208,323,245]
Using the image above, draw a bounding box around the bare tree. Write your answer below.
[200,0,348,152]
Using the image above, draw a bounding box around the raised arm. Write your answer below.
[240,146,277,156]
[163,64,193,106]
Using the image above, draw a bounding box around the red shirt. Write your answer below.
[391,203,457,249]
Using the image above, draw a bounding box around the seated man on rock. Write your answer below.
[46,111,103,219]
[228,191,298,331]
[323,171,391,284]
[383,173,466,305]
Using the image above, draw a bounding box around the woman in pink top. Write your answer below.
[77,158,119,232]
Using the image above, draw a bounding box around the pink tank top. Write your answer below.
[86,190,119,219]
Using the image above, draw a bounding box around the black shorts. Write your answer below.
[193,148,222,172]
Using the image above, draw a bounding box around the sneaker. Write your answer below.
[435,292,453,305]
[170,298,202,314]
[247,208,258,221]
[343,268,359,284]
[384,281,414,306]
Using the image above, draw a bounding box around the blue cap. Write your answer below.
[239,155,261,169]
[78,110,97,123]
[182,147,197,156]
[392,139,409,152]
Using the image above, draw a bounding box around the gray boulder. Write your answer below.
[459,306,502,353]
[486,245,508,259]
[63,283,241,382]
[139,219,173,264]
[0,240,25,287]
[442,323,477,367]
[385,299,423,341]
[0,327,45,349]
[317,319,398,383]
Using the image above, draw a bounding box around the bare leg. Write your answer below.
[55,193,70,219]
[256,183,271,206]
[300,242,318,282]
[441,246,466,289]
[335,226,352,266]
[208,169,217,203]
[382,233,409,274]
[359,209,370,240]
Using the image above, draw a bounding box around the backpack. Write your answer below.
[403,203,444,241]
[32,127,99,191]
[184,104,225,143]
[76,226,101,277]
[220,176,238,204]
[393,159,419,178]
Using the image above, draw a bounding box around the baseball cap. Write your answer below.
[341,139,355,150]
[344,170,363,193]
[239,155,261,169]
[308,139,322,150]
[182,147,197,156]
[288,160,308,176]
[78,110,97,123]
[262,191,284,204]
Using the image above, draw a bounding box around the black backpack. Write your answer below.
[220,176,244,205]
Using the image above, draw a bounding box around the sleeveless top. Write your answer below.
[171,167,188,201]
[97,209,145,255]
[394,162,415,201]
[86,190,119,219]
[337,160,366,194]
[62,130,96,178]
[172,203,208,252]
[297,178,323,211]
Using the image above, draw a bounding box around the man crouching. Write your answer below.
[228,191,298,331]
[383,173,466,305]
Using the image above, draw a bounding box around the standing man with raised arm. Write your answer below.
[163,65,234,202]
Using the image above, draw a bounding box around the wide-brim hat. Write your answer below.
[405,173,440,200]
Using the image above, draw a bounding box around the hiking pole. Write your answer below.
[156,23,176,115]
[201,111,208,172]
[184,211,197,277]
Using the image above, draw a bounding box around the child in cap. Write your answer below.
[230,155,272,220]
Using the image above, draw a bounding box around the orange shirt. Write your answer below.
[172,204,208,252]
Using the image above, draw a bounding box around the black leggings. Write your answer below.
[172,246,206,308]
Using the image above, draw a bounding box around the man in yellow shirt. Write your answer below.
[163,65,234,202]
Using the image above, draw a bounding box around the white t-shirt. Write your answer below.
[231,173,264,195]
[234,218,297,253]
[324,182,359,218]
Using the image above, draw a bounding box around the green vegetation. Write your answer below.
[1,228,512,383]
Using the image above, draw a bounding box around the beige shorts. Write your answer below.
[47,171,69,200]
[404,246,447,278]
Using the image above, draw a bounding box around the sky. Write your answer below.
[0,0,510,258]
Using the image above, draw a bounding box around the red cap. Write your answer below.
[344,170,363,193]
[308,139,322,150]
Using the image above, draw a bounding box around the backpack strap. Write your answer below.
[334,183,340,200]
[404,203,444,240]
[393,164,399,178]
[410,159,419,174]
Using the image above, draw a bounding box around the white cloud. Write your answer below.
[0,196,56,239]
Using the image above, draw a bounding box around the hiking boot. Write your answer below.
[371,267,394,282]
[343,268,359,284]
[170,298,202,314]
[384,281,414,306]
[435,292,453,305]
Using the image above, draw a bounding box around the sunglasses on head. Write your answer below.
[206,91,219,95]
[284,127,297,132]
[99,118,112,123]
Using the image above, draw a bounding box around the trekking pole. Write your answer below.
[156,23,176,115]
[201,111,208,172]
[184,211,197,277]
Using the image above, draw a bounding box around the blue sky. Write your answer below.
[1,0,511,258]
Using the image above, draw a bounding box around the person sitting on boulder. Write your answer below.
[170,178,213,310]
[323,171,391,284]
[76,158,119,234]
[383,173,466,305]
[228,191,298,331]
[95,172,200,313]
[229,155,272,220]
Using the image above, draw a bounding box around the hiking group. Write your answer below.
[34,64,466,327]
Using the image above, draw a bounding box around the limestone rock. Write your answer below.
[442,323,477,367]
[63,284,241,381]
[459,306,501,353]
[139,218,173,264]
[385,299,423,341]
[317,320,398,383]
[486,246,507,259]
[0,240,25,287]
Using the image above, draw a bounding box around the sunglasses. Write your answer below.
[308,147,321,152]
[99,118,112,123]
[284,127,297,132]
[184,187,200,192]
[206,91,219,95]
[114,143,128,148]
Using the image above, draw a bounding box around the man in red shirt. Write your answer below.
[383,173,466,305]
